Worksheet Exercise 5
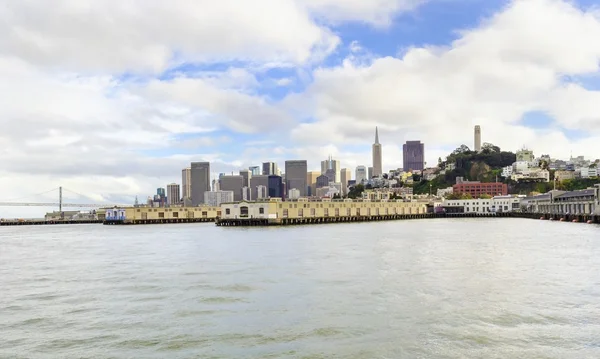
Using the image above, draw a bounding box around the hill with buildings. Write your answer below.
[412,143,516,195]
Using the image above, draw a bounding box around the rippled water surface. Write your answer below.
[2,219,600,358]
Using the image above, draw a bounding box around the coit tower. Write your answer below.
[474,125,481,152]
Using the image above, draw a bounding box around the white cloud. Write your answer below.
[304,0,426,26]
[290,0,600,165]
[0,0,340,73]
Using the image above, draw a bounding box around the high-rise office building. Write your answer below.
[250,175,269,201]
[321,156,341,183]
[166,183,180,206]
[372,127,383,177]
[307,171,321,196]
[190,162,211,206]
[368,167,373,179]
[182,167,191,200]
[325,168,336,183]
[242,186,251,201]
[285,160,308,197]
[340,168,351,195]
[219,175,244,202]
[356,166,367,184]
[474,125,482,152]
[249,166,261,176]
[256,185,268,199]
[262,162,278,176]
[268,175,284,199]
[239,169,252,188]
[403,141,425,171]
[316,174,329,188]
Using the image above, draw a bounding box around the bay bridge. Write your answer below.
[0,187,130,212]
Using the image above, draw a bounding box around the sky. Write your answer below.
[1,0,600,217]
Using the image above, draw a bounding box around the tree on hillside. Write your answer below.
[347,184,365,199]
[445,192,473,200]
[451,144,471,156]
[481,142,501,154]
[479,194,492,199]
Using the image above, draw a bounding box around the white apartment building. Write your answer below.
[443,196,522,213]
[204,190,234,206]
[513,161,529,173]
[502,166,513,177]
[579,167,598,179]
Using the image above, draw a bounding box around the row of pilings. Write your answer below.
[214,212,533,227]
[0,219,102,226]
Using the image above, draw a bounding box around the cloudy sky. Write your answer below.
[1,0,600,217]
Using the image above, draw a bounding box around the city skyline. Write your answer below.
[3,0,600,218]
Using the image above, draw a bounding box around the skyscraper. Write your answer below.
[250,175,269,200]
[356,166,367,184]
[403,141,425,171]
[249,166,261,176]
[182,167,191,200]
[306,171,321,196]
[268,175,284,199]
[368,167,373,179]
[372,126,383,177]
[262,162,278,176]
[285,160,308,197]
[239,169,252,188]
[321,156,341,183]
[340,168,351,195]
[166,183,180,206]
[219,175,244,202]
[190,162,211,206]
[474,125,482,152]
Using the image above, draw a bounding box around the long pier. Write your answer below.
[215,212,600,227]
[103,218,216,225]
[0,219,101,226]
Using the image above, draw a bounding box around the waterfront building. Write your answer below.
[321,156,341,183]
[474,125,481,152]
[307,171,321,197]
[182,167,191,201]
[191,162,211,206]
[356,166,367,184]
[249,166,261,176]
[166,183,181,206]
[521,186,600,215]
[262,162,278,176]
[220,198,427,222]
[403,140,425,172]
[105,206,221,223]
[288,188,301,200]
[219,175,244,202]
[452,181,508,197]
[372,127,383,177]
[285,160,308,197]
[340,168,351,195]
[204,190,234,207]
[239,169,252,188]
[443,195,522,214]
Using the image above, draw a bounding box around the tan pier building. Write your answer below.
[218,198,427,226]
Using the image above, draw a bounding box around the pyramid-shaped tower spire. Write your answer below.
[375,126,379,144]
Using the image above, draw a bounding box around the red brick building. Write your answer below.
[452,182,508,197]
